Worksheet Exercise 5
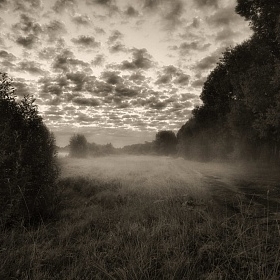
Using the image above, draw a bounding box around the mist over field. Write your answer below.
[60,155,280,205]
[2,0,280,278]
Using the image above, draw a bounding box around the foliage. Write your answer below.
[121,141,155,155]
[0,73,59,226]
[236,0,280,57]
[69,134,88,158]
[88,142,118,156]
[178,2,280,163]
[154,130,178,155]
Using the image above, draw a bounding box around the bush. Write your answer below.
[0,73,60,226]
[69,134,88,158]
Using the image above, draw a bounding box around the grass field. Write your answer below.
[1,155,280,279]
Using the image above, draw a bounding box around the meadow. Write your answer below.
[1,155,280,279]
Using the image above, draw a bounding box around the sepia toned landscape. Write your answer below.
[1,0,280,279]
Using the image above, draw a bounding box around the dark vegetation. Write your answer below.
[69,134,117,157]
[0,73,59,226]
[2,175,280,279]
[68,130,178,157]
[177,0,280,163]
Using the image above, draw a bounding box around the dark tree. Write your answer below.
[69,134,88,157]
[236,0,280,57]
[0,73,59,226]
[154,130,178,155]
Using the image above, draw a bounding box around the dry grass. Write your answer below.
[1,156,280,279]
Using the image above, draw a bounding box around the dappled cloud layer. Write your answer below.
[0,0,251,146]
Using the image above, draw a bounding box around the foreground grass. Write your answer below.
[1,175,280,280]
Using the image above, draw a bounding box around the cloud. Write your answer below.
[115,85,139,97]
[207,6,240,27]
[156,65,189,86]
[215,27,238,42]
[95,27,106,34]
[72,14,91,25]
[93,0,112,5]
[0,50,16,60]
[121,48,153,71]
[108,30,123,44]
[150,100,168,110]
[39,76,64,96]
[16,34,38,49]
[94,81,113,95]
[125,6,139,17]
[163,1,184,29]
[77,113,101,123]
[44,108,64,117]
[191,77,207,88]
[156,74,172,84]
[177,41,211,55]
[180,93,198,101]
[72,97,100,106]
[191,17,201,28]
[12,14,42,48]
[44,20,67,42]
[52,50,74,72]
[194,0,218,8]
[66,72,87,91]
[109,42,127,53]
[52,50,91,72]
[56,75,69,87]
[0,0,8,10]
[38,47,57,60]
[86,0,118,12]
[72,35,100,48]
[92,54,105,66]
[129,72,146,84]
[52,0,76,13]
[101,71,123,85]
[174,73,190,86]
[83,75,97,93]
[143,0,160,10]
[13,0,42,13]
[194,51,221,71]
[13,14,42,36]
[13,78,31,97]
[17,60,46,75]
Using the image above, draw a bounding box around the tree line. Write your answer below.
[177,0,280,163]
[68,130,178,157]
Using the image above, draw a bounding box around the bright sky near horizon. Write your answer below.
[0,0,252,147]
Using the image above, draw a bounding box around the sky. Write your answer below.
[0,0,252,147]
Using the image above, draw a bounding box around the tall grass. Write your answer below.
[1,175,280,279]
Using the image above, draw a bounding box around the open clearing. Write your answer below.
[2,155,280,279]
[60,155,280,215]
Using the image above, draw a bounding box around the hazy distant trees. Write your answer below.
[154,130,178,155]
[120,131,178,156]
[69,134,118,157]
[69,134,88,158]
[177,0,280,163]
[121,141,155,155]
[0,73,59,226]
[88,142,117,156]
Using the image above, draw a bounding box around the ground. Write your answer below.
[1,155,280,279]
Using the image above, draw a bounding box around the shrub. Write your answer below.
[0,73,60,226]
[69,134,88,158]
